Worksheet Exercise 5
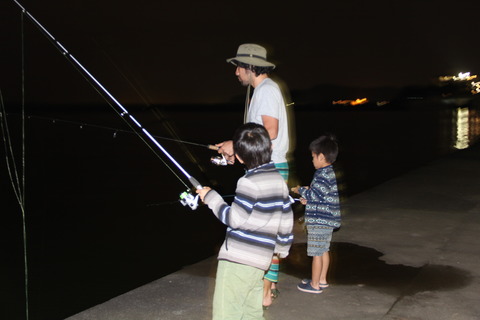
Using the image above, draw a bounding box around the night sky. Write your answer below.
[2,0,480,105]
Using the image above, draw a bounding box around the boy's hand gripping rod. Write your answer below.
[13,0,203,210]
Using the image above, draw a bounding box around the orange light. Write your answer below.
[350,98,368,106]
[332,98,368,106]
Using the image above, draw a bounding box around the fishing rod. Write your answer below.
[20,113,229,165]
[14,113,220,150]
[10,112,229,166]
[23,112,230,165]
[12,0,204,209]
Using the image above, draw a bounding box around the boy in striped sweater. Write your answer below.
[197,122,294,320]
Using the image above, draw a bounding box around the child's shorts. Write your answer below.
[307,225,333,256]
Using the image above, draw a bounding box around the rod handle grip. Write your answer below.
[208,144,220,151]
[189,177,203,190]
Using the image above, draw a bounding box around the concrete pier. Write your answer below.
[66,143,480,320]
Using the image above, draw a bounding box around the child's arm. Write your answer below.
[291,185,308,194]
[297,170,331,202]
[298,184,321,201]
[299,169,340,210]
[291,186,300,194]
[274,204,294,258]
[197,178,255,228]
[291,186,308,205]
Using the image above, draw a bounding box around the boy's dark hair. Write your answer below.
[233,122,272,169]
[235,61,274,76]
[309,133,339,164]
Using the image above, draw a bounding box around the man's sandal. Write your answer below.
[271,288,280,299]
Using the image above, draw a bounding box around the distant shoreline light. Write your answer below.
[438,72,479,95]
[332,98,369,106]
[438,72,477,82]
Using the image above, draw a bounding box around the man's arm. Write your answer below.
[261,115,279,140]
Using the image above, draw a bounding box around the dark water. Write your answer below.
[2,101,480,320]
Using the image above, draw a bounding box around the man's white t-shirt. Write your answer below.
[247,78,289,163]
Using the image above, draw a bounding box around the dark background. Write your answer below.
[2,1,480,319]
[1,0,480,106]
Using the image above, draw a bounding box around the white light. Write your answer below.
[454,107,469,149]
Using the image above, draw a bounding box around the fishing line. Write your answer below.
[94,34,220,181]
[12,0,203,192]
[147,194,235,208]
[147,195,300,208]
[1,102,24,204]
[0,9,29,319]
[21,9,29,319]
[0,93,29,320]
[94,43,216,180]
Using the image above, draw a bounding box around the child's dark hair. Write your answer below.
[233,122,272,169]
[309,134,339,164]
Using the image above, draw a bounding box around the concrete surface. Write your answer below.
[66,143,480,320]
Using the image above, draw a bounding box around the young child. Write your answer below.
[197,122,294,319]
[291,134,341,294]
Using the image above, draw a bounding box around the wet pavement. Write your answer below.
[66,143,480,320]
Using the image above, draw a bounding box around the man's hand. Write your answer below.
[216,140,235,164]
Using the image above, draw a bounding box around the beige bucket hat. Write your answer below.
[226,43,276,68]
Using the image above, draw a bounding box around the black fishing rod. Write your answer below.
[20,113,229,166]
[15,113,220,150]
[12,0,206,209]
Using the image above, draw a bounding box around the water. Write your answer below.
[2,101,480,320]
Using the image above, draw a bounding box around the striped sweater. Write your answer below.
[298,165,341,228]
[204,162,294,271]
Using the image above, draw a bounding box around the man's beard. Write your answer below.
[238,77,249,87]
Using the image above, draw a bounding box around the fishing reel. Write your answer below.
[210,154,229,166]
[179,190,200,210]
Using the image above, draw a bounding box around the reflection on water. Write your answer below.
[455,107,470,149]
[453,106,480,149]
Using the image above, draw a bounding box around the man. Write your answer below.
[216,43,291,308]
